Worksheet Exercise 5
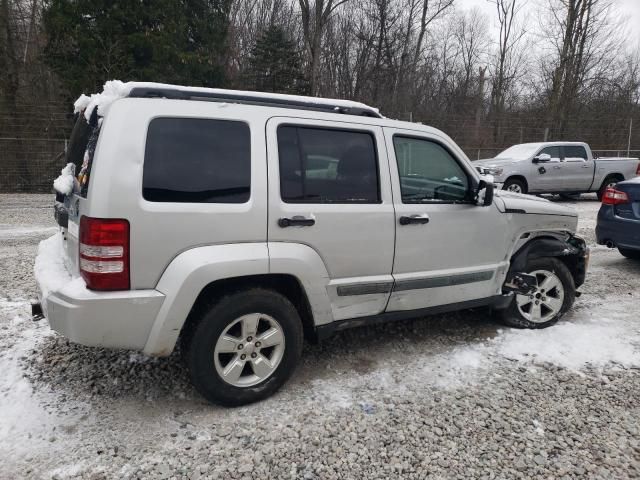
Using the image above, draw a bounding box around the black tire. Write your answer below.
[503,178,527,194]
[181,288,303,406]
[618,247,640,260]
[597,175,622,201]
[499,257,575,329]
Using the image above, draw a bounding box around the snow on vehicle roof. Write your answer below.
[74,80,381,121]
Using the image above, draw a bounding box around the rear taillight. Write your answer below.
[79,216,130,290]
[635,163,640,176]
[602,187,630,205]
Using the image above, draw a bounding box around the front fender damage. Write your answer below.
[498,234,588,302]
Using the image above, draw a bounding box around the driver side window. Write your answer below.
[393,136,469,203]
[539,146,561,162]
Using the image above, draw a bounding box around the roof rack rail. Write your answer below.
[128,87,383,118]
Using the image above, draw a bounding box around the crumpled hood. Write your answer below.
[495,190,578,217]
[474,157,523,168]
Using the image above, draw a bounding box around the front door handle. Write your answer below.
[553,165,562,169]
[399,214,430,225]
[581,165,590,168]
[278,215,315,228]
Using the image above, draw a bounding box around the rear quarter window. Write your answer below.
[143,117,251,203]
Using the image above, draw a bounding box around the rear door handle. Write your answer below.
[581,165,590,168]
[553,165,562,169]
[278,215,315,228]
[399,214,430,225]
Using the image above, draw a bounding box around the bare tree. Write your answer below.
[412,0,455,67]
[488,0,527,143]
[543,0,620,137]
[298,0,350,95]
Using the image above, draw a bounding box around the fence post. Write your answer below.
[628,118,633,157]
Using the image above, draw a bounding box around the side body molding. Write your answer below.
[143,243,269,355]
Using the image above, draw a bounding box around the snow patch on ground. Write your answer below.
[0,300,55,456]
[0,225,58,239]
[53,163,75,195]
[494,317,639,371]
[308,296,639,409]
[0,299,93,470]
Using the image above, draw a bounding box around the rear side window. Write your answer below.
[277,126,380,203]
[564,145,588,161]
[143,118,250,203]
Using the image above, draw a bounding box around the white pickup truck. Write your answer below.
[474,142,640,199]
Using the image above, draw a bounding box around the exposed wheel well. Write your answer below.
[602,173,624,186]
[503,175,528,191]
[509,235,586,289]
[181,274,317,345]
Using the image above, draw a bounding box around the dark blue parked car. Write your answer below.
[596,177,640,259]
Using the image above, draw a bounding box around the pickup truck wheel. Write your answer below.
[618,247,640,260]
[499,257,575,329]
[503,179,527,194]
[182,288,303,406]
[597,175,621,201]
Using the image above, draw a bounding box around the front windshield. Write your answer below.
[495,144,540,160]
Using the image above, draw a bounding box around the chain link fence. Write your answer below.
[1,101,71,193]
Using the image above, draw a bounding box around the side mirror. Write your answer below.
[476,180,494,207]
[533,153,551,164]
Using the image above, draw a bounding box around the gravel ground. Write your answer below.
[1,193,639,480]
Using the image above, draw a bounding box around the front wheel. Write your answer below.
[499,257,575,329]
[503,178,527,194]
[619,247,640,260]
[182,288,303,406]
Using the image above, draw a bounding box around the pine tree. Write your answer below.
[43,0,232,98]
[246,25,307,94]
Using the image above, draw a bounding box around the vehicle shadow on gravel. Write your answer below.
[27,308,501,408]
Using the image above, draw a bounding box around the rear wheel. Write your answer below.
[503,178,527,194]
[499,257,575,329]
[597,175,622,201]
[619,247,640,260]
[182,288,303,406]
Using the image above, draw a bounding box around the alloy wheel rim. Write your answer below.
[507,184,522,193]
[515,270,565,323]
[213,313,285,387]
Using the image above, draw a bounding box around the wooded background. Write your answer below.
[1,0,639,192]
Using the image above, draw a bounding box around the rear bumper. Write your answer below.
[596,206,640,249]
[37,269,165,352]
[43,288,165,351]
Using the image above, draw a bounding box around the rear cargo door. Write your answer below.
[54,113,101,275]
